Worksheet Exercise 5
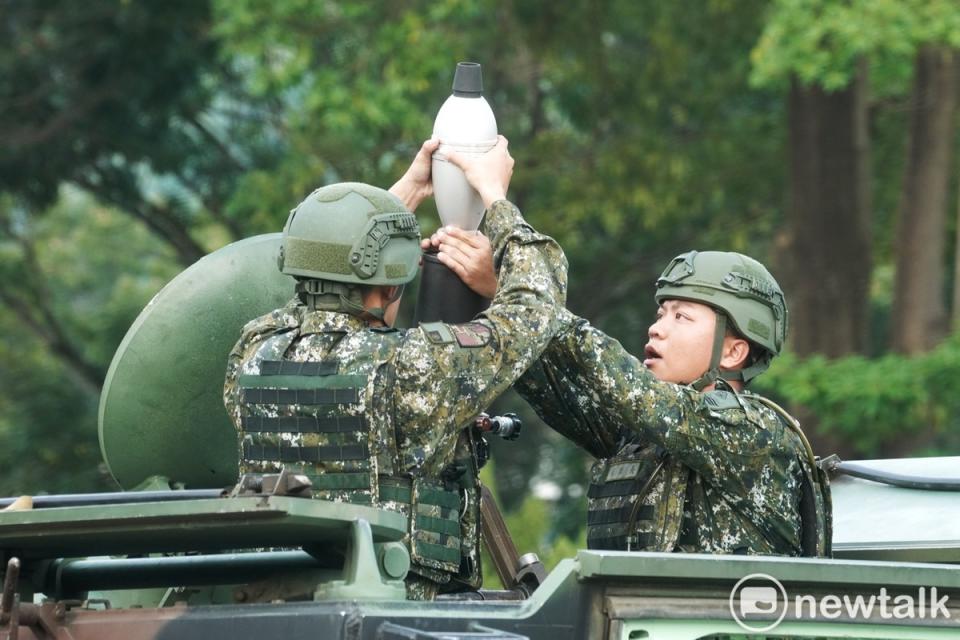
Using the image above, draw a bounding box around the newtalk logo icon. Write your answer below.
[729,573,952,633]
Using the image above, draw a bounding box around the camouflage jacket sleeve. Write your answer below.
[389,200,568,467]
[516,314,800,500]
[514,308,622,459]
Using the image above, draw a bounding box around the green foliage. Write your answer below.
[211,0,479,232]
[0,326,105,494]
[751,0,960,92]
[756,337,960,456]
[37,190,180,366]
[0,0,956,556]
[0,0,212,201]
[478,464,584,589]
[0,191,180,494]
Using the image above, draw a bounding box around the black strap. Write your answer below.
[242,443,368,463]
[676,479,699,547]
[241,415,366,434]
[587,530,653,551]
[798,457,820,557]
[241,387,359,405]
[588,449,664,499]
[587,504,654,526]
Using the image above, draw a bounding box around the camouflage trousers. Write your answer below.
[405,573,441,601]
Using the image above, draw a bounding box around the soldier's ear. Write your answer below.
[720,336,751,371]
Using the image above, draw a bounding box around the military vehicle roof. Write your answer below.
[832,456,960,562]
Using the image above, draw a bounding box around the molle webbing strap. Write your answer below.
[375,361,400,478]
[418,486,461,510]
[259,359,339,376]
[416,514,460,537]
[241,415,366,434]
[588,477,656,499]
[238,373,364,390]
[238,373,363,406]
[242,443,368,463]
[379,477,413,504]
[588,450,664,499]
[242,388,359,406]
[379,478,461,510]
[587,504,654,526]
[415,540,461,566]
[384,477,463,567]
[309,472,371,491]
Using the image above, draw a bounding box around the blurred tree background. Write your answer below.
[1,0,960,574]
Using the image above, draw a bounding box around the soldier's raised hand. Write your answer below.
[444,135,513,208]
[390,138,440,212]
[427,227,497,299]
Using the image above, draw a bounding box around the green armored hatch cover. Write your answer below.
[0,496,405,559]
[832,456,960,562]
[98,235,290,490]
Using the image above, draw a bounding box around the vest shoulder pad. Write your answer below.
[701,389,741,411]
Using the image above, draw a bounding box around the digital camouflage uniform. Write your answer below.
[517,252,830,557]
[224,196,567,599]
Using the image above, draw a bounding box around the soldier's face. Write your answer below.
[644,299,716,384]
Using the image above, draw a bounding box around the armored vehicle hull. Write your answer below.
[1,457,959,640]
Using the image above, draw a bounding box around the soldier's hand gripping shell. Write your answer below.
[428,226,497,299]
[443,135,513,208]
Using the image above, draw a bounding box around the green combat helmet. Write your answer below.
[655,250,787,390]
[278,182,421,319]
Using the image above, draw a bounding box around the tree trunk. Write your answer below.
[954,161,960,332]
[892,46,958,353]
[783,65,872,357]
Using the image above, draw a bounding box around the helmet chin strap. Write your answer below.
[360,284,404,324]
[296,280,368,318]
[690,311,728,391]
[297,280,405,324]
[690,310,770,391]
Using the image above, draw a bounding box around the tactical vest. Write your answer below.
[236,327,468,579]
[586,443,688,551]
[586,391,832,557]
